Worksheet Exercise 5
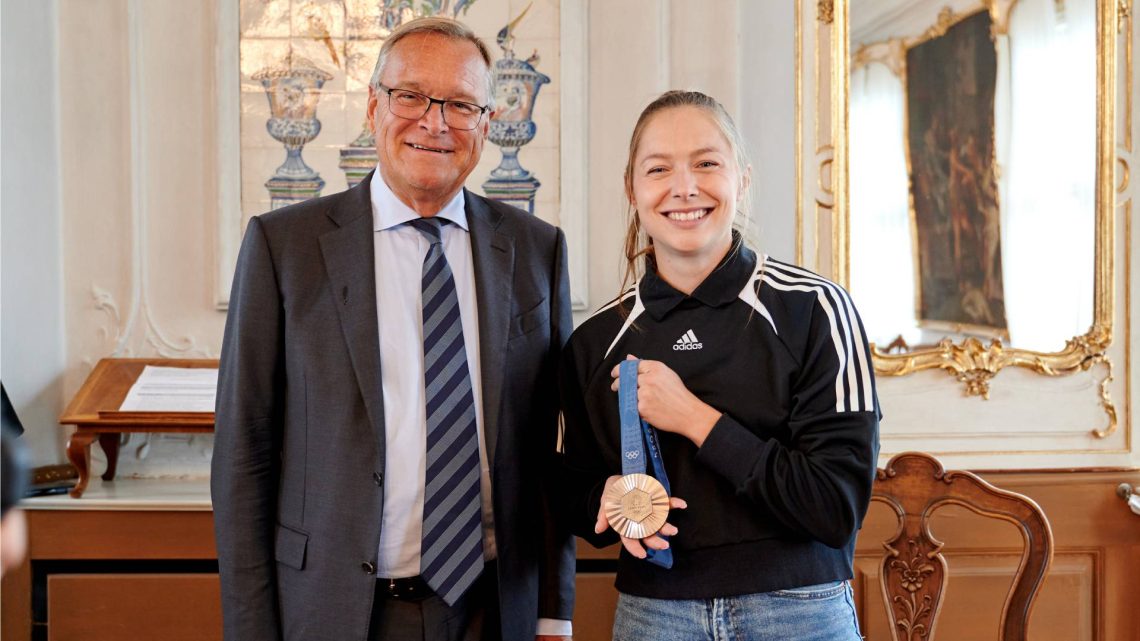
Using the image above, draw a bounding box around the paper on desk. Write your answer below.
[118,366,218,412]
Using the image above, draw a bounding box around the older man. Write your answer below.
[211,17,575,641]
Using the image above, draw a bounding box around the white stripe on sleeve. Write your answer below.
[763,259,873,412]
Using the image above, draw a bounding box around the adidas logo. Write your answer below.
[673,329,703,351]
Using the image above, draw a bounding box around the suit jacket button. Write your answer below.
[362,561,376,574]
[372,472,383,486]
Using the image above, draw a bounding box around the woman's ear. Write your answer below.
[740,164,753,197]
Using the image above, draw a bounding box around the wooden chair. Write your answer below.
[871,452,1054,641]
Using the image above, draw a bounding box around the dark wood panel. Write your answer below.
[1,559,32,641]
[573,573,618,641]
[47,574,221,641]
[854,551,1095,641]
[27,510,216,559]
[1033,553,1096,641]
[576,540,619,560]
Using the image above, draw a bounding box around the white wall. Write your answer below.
[739,0,797,260]
[582,0,787,319]
[579,1,800,311]
[1,0,67,465]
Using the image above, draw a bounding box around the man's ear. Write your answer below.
[480,111,494,139]
[366,85,379,133]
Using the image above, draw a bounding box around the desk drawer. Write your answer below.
[47,573,221,641]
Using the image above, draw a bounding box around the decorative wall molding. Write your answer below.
[797,0,845,279]
[99,0,212,362]
[562,0,589,311]
[89,285,212,360]
[818,0,835,25]
[91,284,122,347]
[215,0,241,310]
[873,334,1118,439]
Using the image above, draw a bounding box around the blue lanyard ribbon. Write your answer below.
[618,359,673,569]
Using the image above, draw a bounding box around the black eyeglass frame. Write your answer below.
[377,84,491,130]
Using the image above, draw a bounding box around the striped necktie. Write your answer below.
[406,217,484,606]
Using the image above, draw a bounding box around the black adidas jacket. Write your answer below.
[558,243,880,599]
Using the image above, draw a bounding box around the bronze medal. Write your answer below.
[603,473,670,539]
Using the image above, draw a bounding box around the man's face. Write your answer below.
[366,33,491,213]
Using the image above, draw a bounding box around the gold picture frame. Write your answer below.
[826,0,1129,437]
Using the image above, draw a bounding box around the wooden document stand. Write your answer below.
[60,358,218,497]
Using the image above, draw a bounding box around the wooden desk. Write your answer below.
[0,478,220,641]
[60,358,217,497]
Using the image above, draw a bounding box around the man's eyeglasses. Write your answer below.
[378,85,489,131]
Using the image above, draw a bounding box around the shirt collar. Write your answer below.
[370,166,468,232]
[639,233,758,321]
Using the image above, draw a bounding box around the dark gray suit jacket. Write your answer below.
[211,174,576,641]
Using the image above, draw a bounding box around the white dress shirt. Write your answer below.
[371,170,495,578]
[369,171,570,636]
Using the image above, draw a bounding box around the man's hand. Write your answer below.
[536,636,572,641]
[594,475,687,559]
[609,355,721,447]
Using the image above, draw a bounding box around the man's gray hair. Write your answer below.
[369,17,496,109]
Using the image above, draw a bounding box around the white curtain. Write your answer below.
[850,61,917,348]
[1002,0,1096,351]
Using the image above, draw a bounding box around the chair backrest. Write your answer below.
[871,452,1054,641]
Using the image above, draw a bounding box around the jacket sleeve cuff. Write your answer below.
[536,618,572,636]
[695,413,767,488]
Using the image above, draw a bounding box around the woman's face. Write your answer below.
[630,105,743,271]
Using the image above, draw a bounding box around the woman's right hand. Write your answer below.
[595,475,687,559]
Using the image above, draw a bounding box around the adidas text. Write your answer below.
[674,329,703,351]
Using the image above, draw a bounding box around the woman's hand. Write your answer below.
[610,355,721,447]
[595,475,687,558]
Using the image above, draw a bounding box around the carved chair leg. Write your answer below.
[66,431,97,498]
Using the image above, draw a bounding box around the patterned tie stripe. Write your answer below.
[406,217,484,606]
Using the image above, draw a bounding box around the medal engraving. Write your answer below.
[603,473,670,539]
[621,488,653,522]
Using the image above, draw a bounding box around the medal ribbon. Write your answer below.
[618,359,673,569]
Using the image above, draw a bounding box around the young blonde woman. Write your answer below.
[559,90,879,640]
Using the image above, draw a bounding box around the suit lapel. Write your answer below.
[319,174,387,458]
[466,190,513,472]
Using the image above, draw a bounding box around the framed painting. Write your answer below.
[906,9,1007,337]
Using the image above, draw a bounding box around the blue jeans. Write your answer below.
[613,581,862,641]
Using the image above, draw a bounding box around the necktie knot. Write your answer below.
[407,217,443,246]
